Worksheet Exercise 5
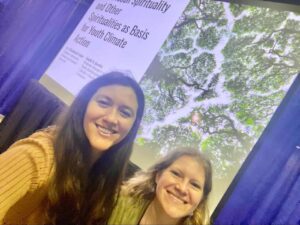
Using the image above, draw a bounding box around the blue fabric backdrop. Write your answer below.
[1,1,299,223]
[213,74,300,225]
[0,0,92,115]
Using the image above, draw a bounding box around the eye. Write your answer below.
[96,97,111,107]
[119,106,134,118]
[191,182,202,190]
[170,170,181,177]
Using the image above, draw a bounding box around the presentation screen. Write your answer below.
[44,0,300,212]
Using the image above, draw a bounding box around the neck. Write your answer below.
[140,198,180,225]
[89,150,103,169]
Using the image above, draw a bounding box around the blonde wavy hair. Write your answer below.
[123,147,212,225]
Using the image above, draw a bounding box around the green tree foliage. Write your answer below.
[151,125,202,153]
[139,0,300,178]
[197,26,221,49]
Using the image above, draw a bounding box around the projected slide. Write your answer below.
[130,1,300,211]
[44,0,300,213]
[46,0,189,95]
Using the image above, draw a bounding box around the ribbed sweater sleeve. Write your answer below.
[0,130,54,222]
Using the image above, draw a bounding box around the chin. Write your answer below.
[164,209,186,219]
[91,144,113,153]
[92,141,115,151]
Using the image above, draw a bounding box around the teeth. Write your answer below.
[168,192,185,204]
[96,125,115,136]
[99,127,113,134]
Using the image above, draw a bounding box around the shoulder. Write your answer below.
[11,126,56,152]
[0,127,57,221]
[108,190,149,225]
[1,126,57,187]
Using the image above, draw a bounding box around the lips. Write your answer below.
[166,190,187,204]
[95,124,117,137]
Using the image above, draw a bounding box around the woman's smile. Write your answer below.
[95,123,117,136]
[166,190,187,204]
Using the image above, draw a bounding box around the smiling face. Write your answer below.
[83,84,138,160]
[154,155,205,220]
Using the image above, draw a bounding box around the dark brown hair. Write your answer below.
[46,72,145,224]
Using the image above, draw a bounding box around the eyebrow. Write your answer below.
[94,94,111,100]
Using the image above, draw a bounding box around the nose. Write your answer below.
[103,107,119,126]
[175,180,188,195]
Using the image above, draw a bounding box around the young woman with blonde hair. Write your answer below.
[109,147,212,225]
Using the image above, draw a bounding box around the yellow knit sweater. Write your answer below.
[0,128,55,224]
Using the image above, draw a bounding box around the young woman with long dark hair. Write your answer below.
[0,71,145,224]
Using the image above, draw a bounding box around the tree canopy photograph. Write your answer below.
[133,0,300,209]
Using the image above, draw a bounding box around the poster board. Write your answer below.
[46,0,189,95]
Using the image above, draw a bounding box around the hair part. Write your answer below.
[45,72,145,224]
[124,147,212,225]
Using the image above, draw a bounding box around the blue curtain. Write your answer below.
[213,74,300,225]
[0,0,92,115]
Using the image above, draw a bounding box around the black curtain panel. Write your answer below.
[0,80,66,153]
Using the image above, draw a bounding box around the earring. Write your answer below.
[150,183,156,193]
